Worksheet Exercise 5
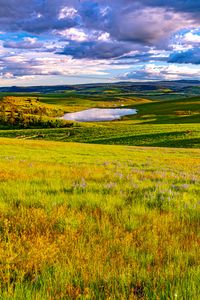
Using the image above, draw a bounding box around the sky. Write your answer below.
[0,0,199,86]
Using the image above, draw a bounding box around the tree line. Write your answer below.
[0,101,73,129]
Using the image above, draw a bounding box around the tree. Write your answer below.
[8,107,16,126]
[0,105,7,124]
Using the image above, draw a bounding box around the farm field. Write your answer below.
[0,138,199,299]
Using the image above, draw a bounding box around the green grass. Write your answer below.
[0,138,199,299]
[134,96,200,118]
[1,122,200,148]
[0,87,199,298]
[0,92,150,113]
[0,92,199,148]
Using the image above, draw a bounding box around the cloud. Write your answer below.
[0,0,199,84]
[3,37,43,49]
[58,1,198,61]
[0,51,117,79]
[183,31,200,44]
[168,48,200,64]
[54,27,110,43]
[57,28,88,42]
[2,37,66,53]
[58,7,78,20]
[139,0,200,15]
[170,29,200,51]
[120,63,200,81]
[110,7,196,47]
[59,40,134,59]
[0,0,79,33]
[0,1,198,42]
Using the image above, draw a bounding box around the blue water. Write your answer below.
[62,108,137,122]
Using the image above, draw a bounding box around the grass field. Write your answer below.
[0,85,199,298]
[0,91,199,148]
[0,138,200,299]
[1,122,200,148]
[0,91,150,113]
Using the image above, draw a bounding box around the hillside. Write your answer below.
[0,90,199,148]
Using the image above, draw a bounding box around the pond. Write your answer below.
[62,108,137,122]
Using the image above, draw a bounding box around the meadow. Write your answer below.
[0,83,199,299]
[1,122,200,148]
[0,138,199,299]
[0,88,200,148]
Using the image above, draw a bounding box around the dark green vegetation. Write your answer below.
[0,139,199,299]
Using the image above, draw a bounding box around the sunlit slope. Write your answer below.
[0,92,151,113]
[0,138,199,299]
[133,96,200,124]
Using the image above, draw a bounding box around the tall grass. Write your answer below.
[0,139,199,299]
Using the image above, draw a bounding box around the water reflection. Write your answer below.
[62,108,137,122]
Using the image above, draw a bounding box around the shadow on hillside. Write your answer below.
[128,114,200,125]
[91,131,200,148]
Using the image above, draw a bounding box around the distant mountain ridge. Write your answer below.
[0,80,199,93]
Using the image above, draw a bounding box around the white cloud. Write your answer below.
[3,72,14,79]
[120,63,200,81]
[23,37,38,44]
[58,7,78,20]
[98,32,110,41]
[170,29,200,51]
[57,28,88,41]
[55,27,111,43]
[183,31,200,43]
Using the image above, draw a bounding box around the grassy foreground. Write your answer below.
[0,138,199,299]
